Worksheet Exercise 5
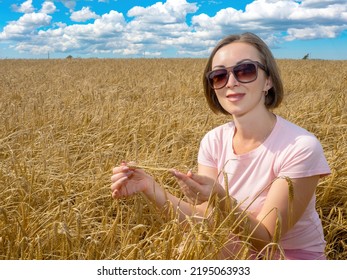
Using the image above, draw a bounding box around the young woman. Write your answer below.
[110,32,331,260]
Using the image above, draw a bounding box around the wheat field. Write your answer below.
[0,58,346,260]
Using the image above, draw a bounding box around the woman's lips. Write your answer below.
[226,93,245,102]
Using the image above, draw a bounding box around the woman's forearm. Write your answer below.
[215,194,273,252]
[142,181,208,222]
[143,180,272,253]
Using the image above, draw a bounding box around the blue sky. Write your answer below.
[0,0,346,59]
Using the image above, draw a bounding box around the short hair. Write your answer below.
[203,32,284,115]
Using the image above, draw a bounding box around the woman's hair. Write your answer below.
[203,32,284,115]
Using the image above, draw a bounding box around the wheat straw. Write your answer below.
[0,58,345,260]
[127,165,172,172]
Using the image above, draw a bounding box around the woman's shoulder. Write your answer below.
[276,115,318,140]
[274,115,324,152]
[272,116,330,178]
[202,121,235,140]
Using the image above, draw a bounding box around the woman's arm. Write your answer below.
[256,175,319,238]
[174,164,320,252]
[110,163,210,221]
[111,162,320,252]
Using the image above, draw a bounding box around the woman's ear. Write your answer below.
[263,77,273,91]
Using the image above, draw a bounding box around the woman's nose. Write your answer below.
[225,72,240,88]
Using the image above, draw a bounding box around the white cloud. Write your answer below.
[12,0,35,13]
[93,10,126,34]
[191,1,301,39]
[128,0,198,23]
[1,0,347,57]
[70,7,100,22]
[40,1,56,14]
[288,4,344,22]
[244,1,298,20]
[0,13,52,40]
[60,0,76,12]
[285,25,344,40]
[143,51,161,57]
[122,0,198,55]
[300,0,347,8]
[192,0,347,42]
[11,10,127,54]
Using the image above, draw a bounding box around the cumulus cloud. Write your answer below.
[70,7,100,22]
[123,0,198,55]
[300,0,347,8]
[40,1,56,14]
[9,10,127,54]
[0,13,52,40]
[12,0,35,13]
[128,0,198,23]
[285,25,344,40]
[59,0,76,12]
[1,0,347,57]
[192,0,347,42]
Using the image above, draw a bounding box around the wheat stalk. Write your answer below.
[127,164,173,172]
[0,58,345,260]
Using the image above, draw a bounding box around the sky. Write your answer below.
[0,0,346,59]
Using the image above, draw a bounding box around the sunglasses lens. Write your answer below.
[207,62,260,89]
[233,63,257,82]
[208,69,228,89]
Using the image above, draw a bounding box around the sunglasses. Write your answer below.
[206,60,268,90]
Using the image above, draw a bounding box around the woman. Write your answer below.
[111,32,331,259]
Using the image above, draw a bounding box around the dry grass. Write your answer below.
[0,58,346,260]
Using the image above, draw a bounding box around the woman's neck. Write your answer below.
[232,111,276,154]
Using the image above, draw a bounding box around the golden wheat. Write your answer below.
[0,58,346,260]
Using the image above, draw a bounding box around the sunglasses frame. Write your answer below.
[206,60,268,90]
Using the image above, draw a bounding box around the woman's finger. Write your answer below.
[111,176,129,198]
[173,170,203,193]
[111,170,134,183]
[112,165,131,174]
[110,176,128,192]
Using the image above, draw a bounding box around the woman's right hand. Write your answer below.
[110,162,154,199]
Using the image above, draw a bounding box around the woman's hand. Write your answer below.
[172,170,224,204]
[110,162,154,199]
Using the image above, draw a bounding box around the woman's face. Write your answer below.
[211,42,272,117]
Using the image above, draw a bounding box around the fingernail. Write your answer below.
[173,170,183,178]
[112,190,118,198]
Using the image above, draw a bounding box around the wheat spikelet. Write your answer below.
[282,176,294,228]
[0,59,345,260]
[127,164,172,172]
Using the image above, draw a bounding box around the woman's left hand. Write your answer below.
[172,170,224,204]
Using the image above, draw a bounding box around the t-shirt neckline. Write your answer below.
[230,115,279,159]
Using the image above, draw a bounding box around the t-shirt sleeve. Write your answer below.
[277,134,331,178]
[198,131,218,168]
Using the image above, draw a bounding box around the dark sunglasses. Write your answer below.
[206,60,268,90]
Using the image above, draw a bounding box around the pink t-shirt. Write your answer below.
[198,115,331,252]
